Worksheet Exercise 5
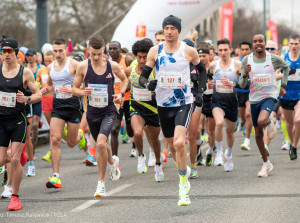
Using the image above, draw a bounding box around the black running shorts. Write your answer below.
[0,112,27,147]
[280,99,299,111]
[157,104,194,138]
[51,107,82,124]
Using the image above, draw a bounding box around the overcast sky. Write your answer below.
[234,0,299,31]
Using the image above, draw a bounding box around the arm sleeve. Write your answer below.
[195,62,207,93]
[139,65,153,88]
[239,55,250,89]
[271,54,289,85]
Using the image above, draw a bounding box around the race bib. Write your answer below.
[215,80,233,93]
[55,85,72,99]
[88,84,108,108]
[161,73,183,89]
[253,73,272,86]
[133,88,151,101]
[0,91,16,107]
[288,69,300,81]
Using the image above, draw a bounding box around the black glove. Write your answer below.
[190,75,198,88]
[195,92,203,107]
[147,80,157,91]
[289,68,296,75]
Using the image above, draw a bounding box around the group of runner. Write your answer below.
[0,14,299,210]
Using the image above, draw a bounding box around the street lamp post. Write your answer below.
[36,0,49,50]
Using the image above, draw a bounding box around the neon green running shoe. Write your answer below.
[190,168,198,179]
[78,128,87,150]
[46,176,62,188]
[42,150,51,162]
[62,125,68,140]
[201,133,208,143]
[178,180,191,206]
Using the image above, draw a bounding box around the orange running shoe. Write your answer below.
[8,195,22,211]
[162,150,168,162]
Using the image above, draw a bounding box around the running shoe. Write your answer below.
[110,155,121,181]
[162,150,168,162]
[154,164,164,182]
[201,132,208,143]
[94,181,106,197]
[0,166,5,175]
[265,145,270,157]
[26,165,36,177]
[130,148,137,157]
[42,150,51,162]
[186,166,191,179]
[289,145,297,160]
[205,153,213,166]
[1,184,12,198]
[8,195,22,211]
[46,176,62,188]
[234,121,240,132]
[78,128,87,150]
[160,152,166,164]
[251,127,255,137]
[185,136,189,144]
[258,162,273,177]
[178,180,191,206]
[137,154,147,173]
[190,167,198,179]
[224,150,233,172]
[85,155,97,166]
[196,151,205,166]
[281,140,290,150]
[214,151,224,166]
[241,141,251,151]
[148,150,156,167]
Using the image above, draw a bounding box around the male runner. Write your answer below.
[41,39,87,188]
[239,34,289,177]
[198,43,215,166]
[25,49,44,176]
[209,39,241,172]
[236,42,253,151]
[139,15,206,206]
[126,39,164,181]
[37,50,55,162]
[279,34,300,160]
[155,30,165,45]
[108,41,134,156]
[73,36,127,196]
[0,38,42,210]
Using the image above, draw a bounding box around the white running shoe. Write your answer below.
[241,141,251,151]
[1,184,12,198]
[267,116,276,138]
[94,181,106,197]
[224,150,233,172]
[109,156,121,181]
[160,152,166,163]
[178,180,191,206]
[281,140,290,150]
[137,154,147,173]
[258,162,273,177]
[186,165,191,179]
[214,151,224,166]
[154,164,164,182]
[130,148,137,157]
[26,165,36,177]
[148,151,156,167]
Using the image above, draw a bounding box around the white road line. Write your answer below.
[70,184,132,212]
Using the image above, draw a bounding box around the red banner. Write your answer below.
[267,20,278,47]
[220,2,233,43]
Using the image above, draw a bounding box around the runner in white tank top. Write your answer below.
[239,34,289,178]
[208,38,241,172]
[138,15,207,206]
[41,39,87,190]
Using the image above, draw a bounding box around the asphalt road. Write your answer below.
[1,128,300,223]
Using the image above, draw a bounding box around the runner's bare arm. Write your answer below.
[23,68,42,104]
[72,61,88,97]
[124,66,132,92]
[111,61,129,95]
[69,59,79,76]
[235,60,242,78]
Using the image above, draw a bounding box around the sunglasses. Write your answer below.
[2,48,15,54]
[266,47,276,51]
